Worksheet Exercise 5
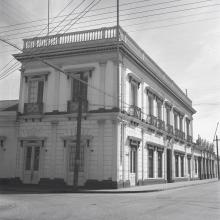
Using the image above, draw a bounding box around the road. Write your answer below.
[0,182,219,220]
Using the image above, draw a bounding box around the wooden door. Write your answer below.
[167,149,172,183]
[129,147,137,186]
[23,146,40,184]
[66,142,85,186]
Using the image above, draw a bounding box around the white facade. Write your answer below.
[0,27,216,188]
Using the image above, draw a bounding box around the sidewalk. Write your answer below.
[0,178,218,194]
[81,178,218,194]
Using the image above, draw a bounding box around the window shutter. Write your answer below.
[37,81,44,103]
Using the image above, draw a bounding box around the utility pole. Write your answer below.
[48,0,50,35]
[116,0,120,108]
[216,135,220,180]
[213,122,219,180]
[73,72,83,189]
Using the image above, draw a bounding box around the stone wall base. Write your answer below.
[39,178,66,186]
[0,177,22,185]
[173,177,188,182]
[141,179,167,185]
[84,179,118,189]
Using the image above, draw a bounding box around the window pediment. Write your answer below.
[146,86,164,102]
[173,107,184,117]
[146,142,164,151]
[23,71,50,82]
[165,101,172,110]
[65,67,95,78]
[128,73,141,88]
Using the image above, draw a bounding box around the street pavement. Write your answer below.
[0,181,219,220]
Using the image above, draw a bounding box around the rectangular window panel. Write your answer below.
[175,155,179,177]
[157,103,162,119]
[148,96,153,115]
[33,147,40,171]
[130,83,137,106]
[174,114,178,130]
[186,120,190,136]
[195,158,197,173]
[69,144,84,172]
[158,151,163,178]
[181,156,184,177]
[148,149,154,178]
[130,149,136,173]
[180,118,183,131]
[25,147,32,171]
[188,158,191,174]
[72,75,88,101]
[28,81,38,103]
[37,81,44,103]
[166,108,170,124]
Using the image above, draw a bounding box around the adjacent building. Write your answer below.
[0,26,217,188]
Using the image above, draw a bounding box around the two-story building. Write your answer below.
[0,26,217,188]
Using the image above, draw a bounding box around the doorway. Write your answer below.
[129,146,137,186]
[23,146,40,184]
[167,149,172,183]
[66,142,85,186]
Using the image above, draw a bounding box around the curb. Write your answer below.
[0,179,218,194]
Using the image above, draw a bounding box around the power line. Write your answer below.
[59,0,103,34]
[120,9,220,28]
[0,0,154,30]
[0,0,216,36]
[2,0,220,41]
[0,0,180,35]
[0,0,104,81]
[49,0,87,34]
[126,16,220,32]
[0,58,16,73]
[0,0,86,80]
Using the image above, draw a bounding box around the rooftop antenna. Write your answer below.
[185,89,188,97]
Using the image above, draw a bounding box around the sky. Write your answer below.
[0,0,219,143]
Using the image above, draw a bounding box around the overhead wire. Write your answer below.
[49,0,87,34]
[0,0,216,36]
[2,0,220,41]
[0,0,156,30]
[0,0,87,79]
[0,0,219,112]
[0,0,104,80]
[59,0,103,33]
[126,16,220,32]
[0,0,136,111]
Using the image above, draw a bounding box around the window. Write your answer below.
[186,119,190,136]
[188,157,191,175]
[195,158,197,173]
[148,96,153,115]
[175,155,179,177]
[179,117,183,131]
[181,156,184,177]
[157,102,162,120]
[28,80,44,103]
[158,151,163,178]
[166,108,170,125]
[71,74,88,101]
[69,143,84,172]
[130,82,138,106]
[148,148,154,178]
[174,114,178,130]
